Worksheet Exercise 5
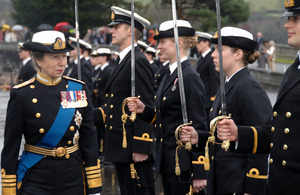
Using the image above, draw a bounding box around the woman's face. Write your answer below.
[157,37,176,62]
[211,45,236,76]
[36,52,67,79]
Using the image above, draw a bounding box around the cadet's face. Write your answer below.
[157,38,176,63]
[110,23,130,46]
[37,53,67,79]
[285,16,300,49]
[211,45,235,76]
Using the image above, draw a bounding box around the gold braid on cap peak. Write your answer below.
[285,0,295,8]
[52,38,66,50]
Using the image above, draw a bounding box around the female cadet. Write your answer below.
[181,27,272,195]
[1,30,102,195]
[127,20,208,194]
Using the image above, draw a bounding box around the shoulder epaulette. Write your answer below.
[13,78,36,89]
[63,76,86,85]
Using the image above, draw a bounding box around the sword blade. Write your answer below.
[74,0,81,81]
[171,0,188,124]
[131,0,136,97]
[216,0,226,115]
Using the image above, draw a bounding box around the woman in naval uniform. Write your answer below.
[127,20,208,195]
[181,27,272,195]
[1,30,102,195]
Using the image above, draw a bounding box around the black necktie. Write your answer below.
[115,57,120,66]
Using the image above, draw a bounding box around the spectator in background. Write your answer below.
[23,26,31,42]
[257,40,269,69]
[267,40,276,70]
[17,42,36,84]
[83,28,92,44]
[4,29,13,42]
[256,32,264,48]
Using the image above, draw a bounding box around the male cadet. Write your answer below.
[93,6,155,195]
[154,51,169,92]
[217,1,300,194]
[195,31,219,126]
[144,47,159,74]
[137,40,149,53]
[82,42,92,62]
[65,37,94,99]
[16,42,36,84]
[90,48,113,157]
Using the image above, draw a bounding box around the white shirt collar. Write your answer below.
[101,62,110,71]
[163,60,170,66]
[169,56,188,74]
[95,64,101,70]
[225,67,245,82]
[23,57,31,66]
[74,55,84,64]
[149,60,154,64]
[201,48,211,58]
[119,44,137,64]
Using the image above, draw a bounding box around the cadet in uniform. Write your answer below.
[127,20,208,194]
[17,42,36,84]
[144,47,159,74]
[154,54,169,93]
[65,37,94,99]
[217,1,300,194]
[137,40,149,53]
[93,6,155,195]
[195,32,219,126]
[1,30,102,195]
[90,48,113,156]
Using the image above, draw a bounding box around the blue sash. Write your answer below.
[16,80,82,184]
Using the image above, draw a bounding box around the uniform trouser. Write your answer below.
[19,153,85,195]
[115,161,155,195]
[161,171,206,195]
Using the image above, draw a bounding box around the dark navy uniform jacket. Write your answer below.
[154,62,169,93]
[94,46,155,163]
[142,59,209,179]
[208,67,272,195]
[17,59,36,84]
[1,74,102,194]
[195,48,219,120]
[236,56,300,195]
[92,64,113,107]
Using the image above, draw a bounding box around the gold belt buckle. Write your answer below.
[55,147,66,157]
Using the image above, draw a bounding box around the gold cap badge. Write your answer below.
[52,38,66,50]
[285,0,295,8]
[213,31,218,39]
[155,29,159,36]
[111,11,115,20]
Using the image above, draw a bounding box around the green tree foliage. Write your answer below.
[11,0,130,35]
[160,0,249,32]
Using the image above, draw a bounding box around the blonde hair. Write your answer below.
[180,36,197,50]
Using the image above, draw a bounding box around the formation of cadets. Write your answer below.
[1,1,300,195]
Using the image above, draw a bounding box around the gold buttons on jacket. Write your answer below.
[109,126,113,130]
[105,94,108,97]
[67,141,72,145]
[211,156,214,160]
[105,104,107,107]
[154,96,156,100]
[273,111,277,117]
[284,128,290,134]
[271,127,275,132]
[163,97,166,101]
[160,138,163,142]
[110,105,114,109]
[36,113,41,118]
[70,126,75,131]
[105,125,107,128]
[110,115,113,119]
[30,85,35,89]
[154,124,157,128]
[159,124,162,128]
[270,158,273,164]
[111,94,114,98]
[210,108,213,112]
[286,112,291,118]
[218,110,222,115]
[32,98,38,103]
[66,85,68,89]
[283,144,288,150]
[39,128,45,133]
[282,160,286,166]
[270,143,273,148]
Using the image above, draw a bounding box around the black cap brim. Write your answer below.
[211,36,257,52]
[281,10,300,18]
